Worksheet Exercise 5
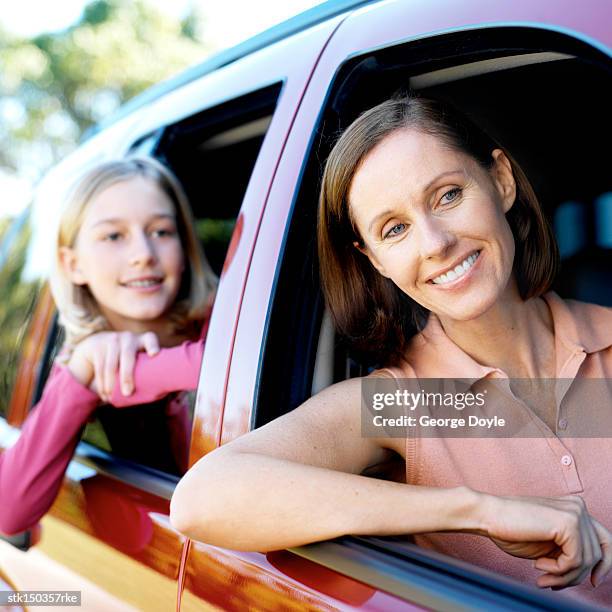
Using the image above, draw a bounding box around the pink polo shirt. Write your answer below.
[375,292,612,606]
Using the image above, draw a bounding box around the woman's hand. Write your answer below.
[68,331,160,402]
[481,493,612,589]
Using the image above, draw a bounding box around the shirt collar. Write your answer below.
[401,292,611,381]
[543,291,612,355]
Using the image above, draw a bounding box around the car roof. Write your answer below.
[88,0,376,138]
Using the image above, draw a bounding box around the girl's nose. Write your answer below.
[129,232,157,267]
[417,216,456,260]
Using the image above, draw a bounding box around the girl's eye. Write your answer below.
[384,223,407,239]
[440,187,462,205]
[103,232,122,242]
[151,228,176,238]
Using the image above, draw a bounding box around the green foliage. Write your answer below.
[0,216,41,416]
[0,0,211,179]
[195,218,236,245]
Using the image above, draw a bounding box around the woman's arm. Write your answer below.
[0,366,99,535]
[170,377,481,550]
[170,377,612,589]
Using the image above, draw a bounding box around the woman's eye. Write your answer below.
[103,232,122,242]
[440,187,462,205]
[384,223,406,239]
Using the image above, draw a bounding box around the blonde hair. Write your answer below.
[50,157,217,345]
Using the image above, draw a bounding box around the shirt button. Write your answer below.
[558,418,568,430]
[561,455,573,466]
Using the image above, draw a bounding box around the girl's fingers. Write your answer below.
[117,332,159,396]
[102,337,120,402]
[92,350,106,400]
[119,333,137,396]
[141,331,160,356]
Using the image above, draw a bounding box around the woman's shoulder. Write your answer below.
[548,293,612,352]
[364,330,427,381]
[563,296,612,321]
[368,359,418,381]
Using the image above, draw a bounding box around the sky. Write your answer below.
[1,0,325,50]
[0,0,325,218]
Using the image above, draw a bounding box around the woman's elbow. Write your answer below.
[169,456,224,540]
[169,479,200,537]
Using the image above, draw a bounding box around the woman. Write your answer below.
[169,96,612,604]
[0,157,215,535]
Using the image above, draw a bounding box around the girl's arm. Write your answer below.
[66,331,204,407]
[0,366,99,535]
[109,340,204,407]
[170,376,612,589]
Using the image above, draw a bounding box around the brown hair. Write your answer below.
[318,95,559,366]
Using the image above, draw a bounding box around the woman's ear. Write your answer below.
[353,240,389,278]
[59,246,87,285]
[491,149,517,213]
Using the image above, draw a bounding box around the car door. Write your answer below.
[197,0,611,609]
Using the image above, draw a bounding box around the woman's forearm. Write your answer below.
[170,449,483,551]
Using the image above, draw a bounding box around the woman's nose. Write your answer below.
[417,216,456,259]
[129,232,157,267]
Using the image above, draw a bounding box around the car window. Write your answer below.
[255,29,612,428]
[73,84,282,475]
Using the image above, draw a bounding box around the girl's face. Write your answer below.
[349,128,518,324]
[61,176,185,333]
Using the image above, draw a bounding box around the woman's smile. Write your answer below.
[427,249,481,288]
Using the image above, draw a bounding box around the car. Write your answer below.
[1,0,610,609]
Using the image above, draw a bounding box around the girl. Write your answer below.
[0,157,215,535]
[169,96,612,605]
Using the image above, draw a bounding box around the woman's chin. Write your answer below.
[426,291,502,324]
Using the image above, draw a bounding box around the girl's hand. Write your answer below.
[482,493,612,589]
[68,331,160,402]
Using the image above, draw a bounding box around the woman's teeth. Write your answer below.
[432,252,480,285]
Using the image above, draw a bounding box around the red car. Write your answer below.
[1,0,610,609]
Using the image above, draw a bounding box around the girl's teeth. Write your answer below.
[432,252,479,285]
[126,279,159,287]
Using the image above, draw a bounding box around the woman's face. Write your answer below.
[349,128,518,324]
[61,176,185,332]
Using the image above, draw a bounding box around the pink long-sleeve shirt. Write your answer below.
[374,293,612,606]
[0,340,204,535]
